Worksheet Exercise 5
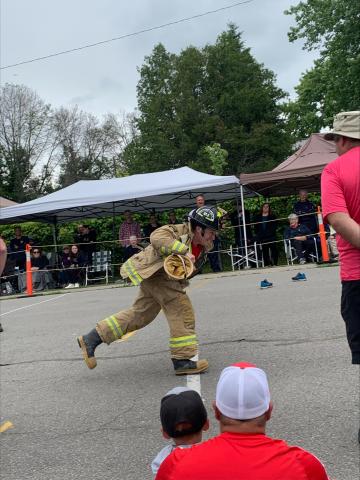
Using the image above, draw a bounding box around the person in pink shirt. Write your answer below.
[118,210,142,248]
[321,110,360,442]
[156,362,329,480]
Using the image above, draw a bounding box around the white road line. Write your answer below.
[187,353,201,396]
[0,294,67,317]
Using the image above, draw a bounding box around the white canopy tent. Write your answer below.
[0,167,242,224]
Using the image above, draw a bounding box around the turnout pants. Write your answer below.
[96,270,197,359]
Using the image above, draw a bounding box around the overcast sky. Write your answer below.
[0,0,318,118]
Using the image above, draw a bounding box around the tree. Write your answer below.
[54,107,130,187]
[202,143,228,175]
[0,83,57,202]
[285,0,360,138]
[124,25,292,175]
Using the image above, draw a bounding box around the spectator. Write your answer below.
[321,110,360,442]
[195,194,205,208]
[230,204,253,253]
[168,211,179,225]
[75,224,97,263]
[64,244,87,289]
[293,189,318,234]
[284,213,315,265]
[59,245,72,287]
[156,362,330,479]
[123,235,143,262]
[18,247,51,292]
[9,226,30,270]
[0,236,7,331]
[253,203,278,266]
[119,211,141,248]
[74,224,85,244]
[151,386,209,475]
[144,214,162,239]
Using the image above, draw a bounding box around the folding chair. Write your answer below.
[228,242,261,270]
[85,251,112,286]
[284,238,319,265]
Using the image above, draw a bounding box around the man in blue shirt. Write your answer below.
[293,189,318,234]
[284,214,315,264]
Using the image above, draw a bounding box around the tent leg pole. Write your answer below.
[240,185,249,268]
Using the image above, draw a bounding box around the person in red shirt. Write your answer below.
[321,110,360,442]
[156,362,329,480]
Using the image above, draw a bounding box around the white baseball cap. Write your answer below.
[216,362,271,420]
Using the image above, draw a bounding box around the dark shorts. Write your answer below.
[341,280,360,364]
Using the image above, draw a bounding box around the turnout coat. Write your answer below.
[120,223,211,285]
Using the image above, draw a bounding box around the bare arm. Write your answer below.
[327,212,360,249]
[0,238,7,276]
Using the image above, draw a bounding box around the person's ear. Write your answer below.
[265,401,273,421]
[202,419,210,432]
[212,401,221,421]
[161,427,170,440]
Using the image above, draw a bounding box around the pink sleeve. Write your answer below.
[321,164,349,223]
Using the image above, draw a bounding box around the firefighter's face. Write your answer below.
[194,226,216,246]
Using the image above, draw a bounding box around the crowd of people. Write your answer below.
[0,189,338,295]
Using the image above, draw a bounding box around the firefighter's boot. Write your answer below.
[172,358,209,375]
[77,328,103,369]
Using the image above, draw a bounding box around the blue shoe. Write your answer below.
[260,279,273,289]
[292,272,307,282]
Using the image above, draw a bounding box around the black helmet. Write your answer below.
[189,205,225,231]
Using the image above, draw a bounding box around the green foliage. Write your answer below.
[285,0,360,139]
[124,25,292,175]
[202,143,228,175]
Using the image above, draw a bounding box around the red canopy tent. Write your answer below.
[240,134,337,197]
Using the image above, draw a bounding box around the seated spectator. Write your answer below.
[9,226,30,271]
[284,213,315,264]
[119,211,141,248]
[293,189,318,234]
[144,214,162,239]
[168,211,179,225]
[18,248,51,292]
[123,235,143,262]
[64,244,87,289]
[253,203,278,266]
[156,362,330,479]
[59,245,72,287]
[151,386,209,476]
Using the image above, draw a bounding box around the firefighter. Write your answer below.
[77,205,225,375]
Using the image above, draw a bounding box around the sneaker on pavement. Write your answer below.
[299,258,307,265]
[65,283,75,289]
[74,283,80,288]
[260,279,273,289]
[292,272,307,282]
[172,358,209,375]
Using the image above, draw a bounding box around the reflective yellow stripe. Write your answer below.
[124,260,143,286]
[105,315,123,340]
[169,335,197,348]
[160,246,171,255]
[171,240,187,254]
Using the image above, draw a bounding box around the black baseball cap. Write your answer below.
[160,387,208,438]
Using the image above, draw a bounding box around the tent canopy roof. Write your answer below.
[240,134,337,197]
[0,167,240,224]
[0,197,18,208]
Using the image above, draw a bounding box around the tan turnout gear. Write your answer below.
[96,223,212,360]
[96,269,197,358]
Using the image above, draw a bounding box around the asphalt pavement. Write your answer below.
[0,264,359,479]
